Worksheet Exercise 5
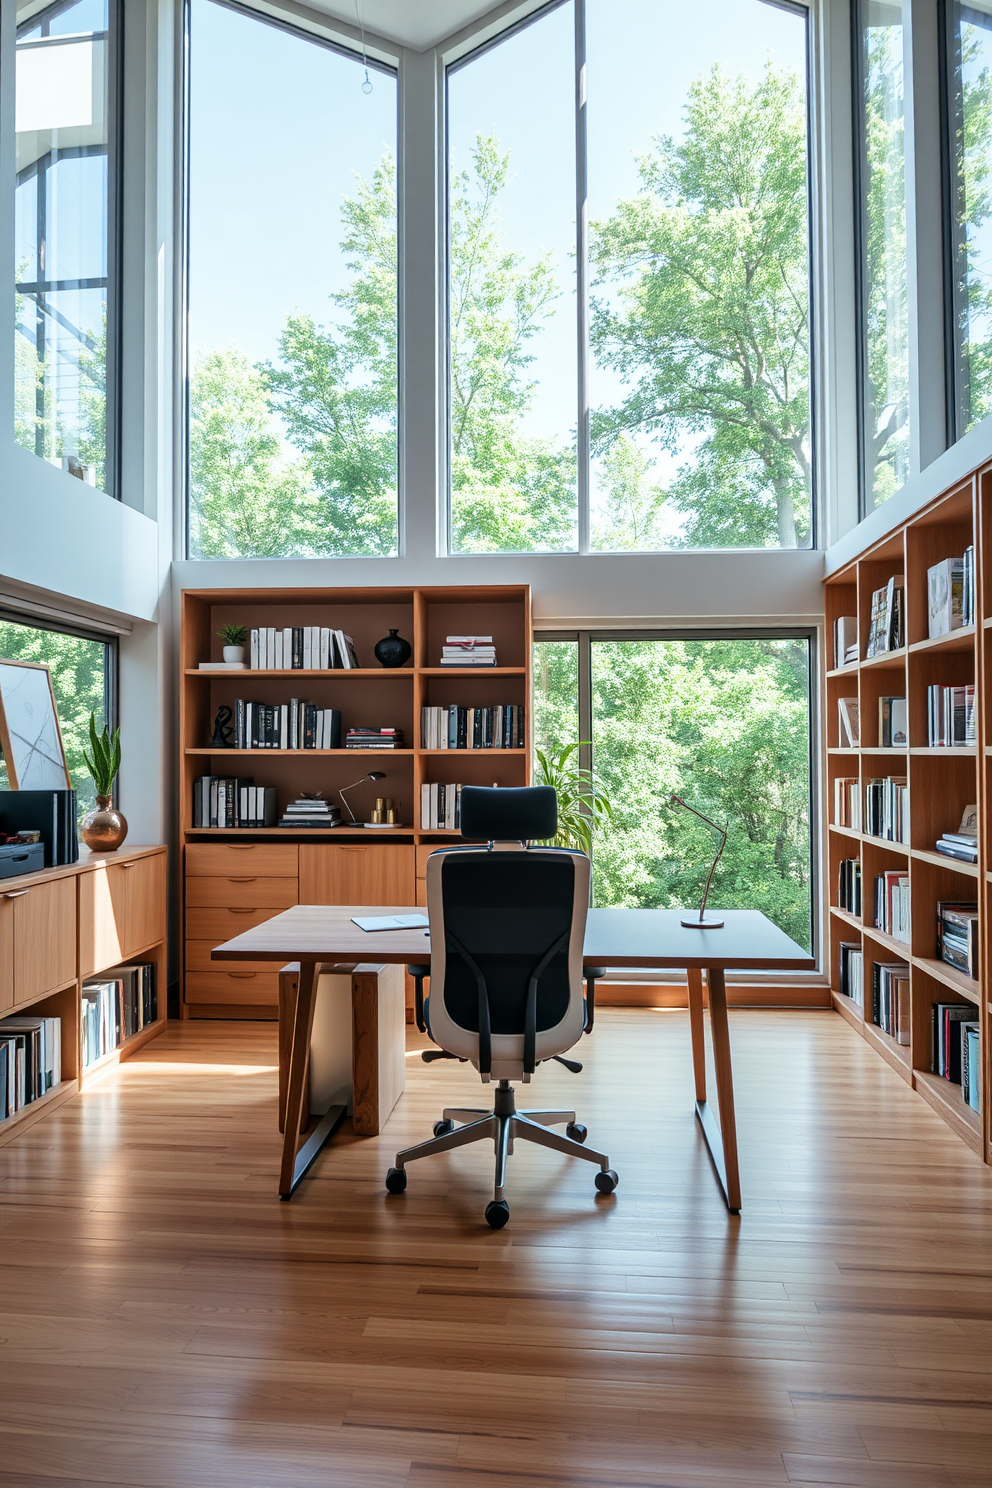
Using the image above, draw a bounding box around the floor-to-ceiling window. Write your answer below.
[14,0,118,496]
[185,0,398,558]
[447,0,813,554]
[534,633,814,951]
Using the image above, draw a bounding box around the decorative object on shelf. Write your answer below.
[366,795,404,828]
[80,714,127,851]
[533,742,613,855]
[218,623,249,664]
[209,705,234,749]
[669,793,726,929]
[0,659,71,789]
[373,629,412,668]
[440,634,497,667]
[339,770,386,825]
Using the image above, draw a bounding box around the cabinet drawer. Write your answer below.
[186,876,298,909]
[300,844,415,906]
[185,970,281,1004]
[186,938,274,975]
[79,852,166,978]
[4,877,76,1003]
[185,905,285,940]
[186,843,298,877]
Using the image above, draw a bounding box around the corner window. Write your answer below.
[185,0,398,559]
[447,0,814,553]
[14,0,119,496]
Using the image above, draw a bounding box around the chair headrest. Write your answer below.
[459,785,557,842]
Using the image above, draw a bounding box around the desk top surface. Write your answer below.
[212,904,814,971]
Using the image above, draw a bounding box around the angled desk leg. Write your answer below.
[279,961,347,1200]
[686,967,707,1103]
[692,965,742,1214]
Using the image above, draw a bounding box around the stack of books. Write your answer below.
[874,870,910,943]
[833,616,858,669]
[865,575,904,657]
[838,942,864,1006]
[346,727,404,749]
[927,551,974,637]
[878,696,907,747]
[927,684,976,746]
[864,776,909,843]
[932,1002,978,1082]
[440,635,497,667]
[833,777,861,831]
[935,804,978,863]
[837,698,860,747]
[421,782,462,829]
[193,777,278,828]
[937,901,978,979]
[81,964,156,1069]
[249,627,360,669]
[0,1014,61,1120]
[233,700,342,750]
[872,961,910,1044]
[279,795,341,828]
[838,858,861,915]
[421,704,525,749]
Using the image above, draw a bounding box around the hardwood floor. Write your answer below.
[1,1008,991,1487]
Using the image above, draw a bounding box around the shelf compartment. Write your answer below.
[863,923,912,959]
[0,1078,77,1149]
[911,955,980,1003]
[829,904,863,932]
[911,847,979,877]
[185,748,415,756]
[860,647,907,671]
[912,1069,982,1152]
[908,627,976,655]
[861,1018,912,1079]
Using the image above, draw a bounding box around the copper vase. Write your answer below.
[80,795,128,851]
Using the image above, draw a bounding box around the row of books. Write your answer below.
[0,1014,61,1121]
[937,901,978,979]
[933,1003,979,1110]
[865,775,909,842]
[440,635,497,667]
[874,870,910,944]
[836,697,908,749]
[960,1019,981,1111]
[420,705,525,750]
[232,700,342,751]
[927,684,976,747]
[249,627,360,670]
[838,858,861,915]
[81,964,157,1070]
[866,575,904,657]
[193,777,278,828]
[935,804,978,863]
[421,782,463,830]
[346,727,403,749]
[837,942,864,1006]
[834,777,861,831]
[833,616,858,670]
[927,550,974,638]
[872,960,910,1044]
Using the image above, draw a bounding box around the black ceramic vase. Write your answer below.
[374,629,412,668]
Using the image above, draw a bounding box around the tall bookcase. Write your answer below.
[825,470,990,1163]
[179,585,532,1018]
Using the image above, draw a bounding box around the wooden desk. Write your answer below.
[214,904,814,1208]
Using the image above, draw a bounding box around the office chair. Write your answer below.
[385,785,617,1228]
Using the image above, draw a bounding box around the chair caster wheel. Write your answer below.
[385,1167,407,1194]
[485,1199,510,1229]
[433,1119,454,1137]
[595,1168,618,1195]
[566,1122,587,1143]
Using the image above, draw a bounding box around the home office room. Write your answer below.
[1,0,991,1483]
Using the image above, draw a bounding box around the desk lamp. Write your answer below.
[339,770,386,825]
[670,793,726,928]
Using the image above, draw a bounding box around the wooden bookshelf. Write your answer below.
[824,471,989,1162]
[179,586,532,1018]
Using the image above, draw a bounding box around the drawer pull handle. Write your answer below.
[120,861,137,869]
[228,877,258,883]
[228,907,256,914]
[226,845,258,851]
[228,971,257,979]
[3,890,29,899]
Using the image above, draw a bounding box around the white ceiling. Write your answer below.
[303,0,509,50]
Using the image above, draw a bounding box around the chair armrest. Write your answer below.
[584,967,606,1035]
[407,964,429,1034]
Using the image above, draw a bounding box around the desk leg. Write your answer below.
[279,961,347,1200]
[686,967,707,1103]
[693,966,742,1214]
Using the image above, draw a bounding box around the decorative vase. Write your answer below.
[223,645,245,663]
[80,795,128,851]
[374,629,412,668]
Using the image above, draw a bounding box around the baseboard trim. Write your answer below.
[597,983,831,1009]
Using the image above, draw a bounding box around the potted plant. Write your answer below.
[534,742,613,854]
[80,714,127,851]
[218,623,249,664]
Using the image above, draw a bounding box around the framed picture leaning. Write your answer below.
[0,659,72,790]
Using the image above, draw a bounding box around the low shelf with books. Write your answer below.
[825,468,987,1163]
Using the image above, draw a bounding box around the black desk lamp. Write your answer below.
[670,793,726,929]
[339,770,386,824]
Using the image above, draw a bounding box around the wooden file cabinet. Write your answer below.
[184,843,299,1015]
[299,843,415,906]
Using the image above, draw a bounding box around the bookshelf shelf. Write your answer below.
[184,668,409,679]
[825,468,987,1163]
[185,748,416,757]
[419,748,526,756]
[0,1077,78,1148]
[419,666,527,676]
[185,826,415,838]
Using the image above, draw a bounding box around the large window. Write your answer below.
[14,0,119,496]
[534,633,814,952]
[186,1,398,559]
[447,0,813,554]
[0,615,115,823]
[857,1,910,510]
[945,1,992,438]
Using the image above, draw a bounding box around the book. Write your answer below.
[197,661,247,671]
[834,777,861,831]
[932,1003,974,1081]
[935,808,978,862]
[872,961,910,1044]
[837,858,861,916]
[873,870,910,943]
[878,697,907,748]
[863,776,909,843]
[928,557,965,638]
[833,616,857,669]
[937,901,979,978]
[837,698,860,748]
[866,576,904,657]
[927,684,976,746]
[838,942,864,1006]
[963,1023,981,1110]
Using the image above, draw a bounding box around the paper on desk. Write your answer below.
[351,913,430,932]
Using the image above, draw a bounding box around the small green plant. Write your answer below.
[534,742,613,855]
[218,624,249,647]
[83,713,121,799]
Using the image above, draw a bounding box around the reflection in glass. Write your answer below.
[14,0,114,494]
[947,1,992,435]
[860,1,910,508]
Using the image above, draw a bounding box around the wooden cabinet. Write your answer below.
[299,844,415,906]
[0,892,14,1013]
[79,853,166,979]
[185,970,282,1005]
[186,876,298,910]
[186,843,298,877]
[5,877,76,1004]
